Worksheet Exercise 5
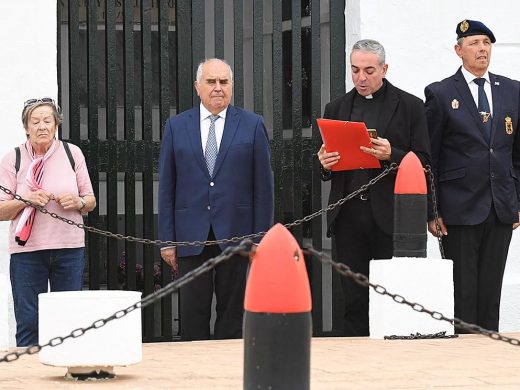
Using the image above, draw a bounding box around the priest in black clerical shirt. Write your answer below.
[317,39,431,337]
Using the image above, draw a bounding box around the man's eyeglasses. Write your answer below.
[23,97,61,113]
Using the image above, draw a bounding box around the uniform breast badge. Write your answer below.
[479,111,491,123]
[451,99,459,109]
[505,116,513,135]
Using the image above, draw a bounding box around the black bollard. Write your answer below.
[243,224,312,390]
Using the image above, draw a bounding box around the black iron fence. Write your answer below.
[57,0,346,341]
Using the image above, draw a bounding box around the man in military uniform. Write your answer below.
[425,20,520,332]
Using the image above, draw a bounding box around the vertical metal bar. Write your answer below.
[123,0,137,292]
[176,0,192,112]
[330,0,346,100]
[252,0,263,115]
[191,0,205,104]
[291,0,303,244]
[141,0,155,338]
[56,2,63,136]
[158,0,173,340]
[233,0,244,108]
[214,0,224,59]
[105,0,119,290]
[86,0,101,290]
[330,0,346,335]
[272,0,283,223]
[68,0,80,142]
[310,0,323,336]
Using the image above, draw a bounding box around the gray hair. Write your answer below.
[21,101,63,130]
[196,58,234,84]
[351,39,386,65]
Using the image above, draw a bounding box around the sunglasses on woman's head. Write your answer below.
[23,97,56,108]
[23,97,61,114]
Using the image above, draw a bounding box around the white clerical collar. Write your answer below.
[364,94,373,99]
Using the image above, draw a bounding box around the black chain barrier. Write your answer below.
[304,247,520,347]
[1,161,517,364]
[0,240,252,363]
[425,166,446,258]
[0,163,398,249]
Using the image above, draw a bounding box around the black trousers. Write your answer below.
[178,228,249,341]
[333,198,393,336]
[443,207,512,332]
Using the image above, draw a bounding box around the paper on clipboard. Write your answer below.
[317,118,381,171]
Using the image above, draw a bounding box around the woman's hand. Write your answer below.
[25,189,53,207]
[55,193,83,210]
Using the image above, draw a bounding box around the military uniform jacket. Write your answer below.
[322,80,431,237]
[425,67,520,225]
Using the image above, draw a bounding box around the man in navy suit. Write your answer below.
[425,20,520,332]
[158,58,273,341]
[318,39,431,336]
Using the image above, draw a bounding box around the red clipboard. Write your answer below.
[317,118,381,171]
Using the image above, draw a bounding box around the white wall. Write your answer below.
[346,0,520,332]
[0,0,57,347]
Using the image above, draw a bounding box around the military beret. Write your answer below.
[456,19,496,43]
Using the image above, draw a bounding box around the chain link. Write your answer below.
[0,163,398,249]
[424,165,445,259]
[0,240,252,363]
[384,331,458,340]
[304,246,520,347]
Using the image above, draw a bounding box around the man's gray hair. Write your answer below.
[351,39,386,65]
[196,58,234,83]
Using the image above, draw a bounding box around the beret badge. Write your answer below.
[460,20,469,33]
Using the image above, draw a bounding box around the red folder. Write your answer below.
[317,118,381,171]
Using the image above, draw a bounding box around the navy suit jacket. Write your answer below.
[158,104,274,257]
[322,80,431,236]
[425,67,520,225]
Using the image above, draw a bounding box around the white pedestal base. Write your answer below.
[39,290,142,368]
[0,274,9,351]
[369,257,454,339]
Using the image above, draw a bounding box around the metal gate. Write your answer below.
[57,0,346,341]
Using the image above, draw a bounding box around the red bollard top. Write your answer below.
[394,152,427,195]
[244,224,312,313]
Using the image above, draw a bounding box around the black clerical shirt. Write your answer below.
[344,80,387,196]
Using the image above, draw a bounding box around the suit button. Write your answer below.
[207,205,211,210]
[491,173,495,178]
[490,148,494,153]
[210,182,215,186]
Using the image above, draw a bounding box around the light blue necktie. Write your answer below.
[205,115,219,176]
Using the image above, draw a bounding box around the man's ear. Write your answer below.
[454,44,462,58]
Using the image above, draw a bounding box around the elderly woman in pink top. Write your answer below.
[0,98,96,346]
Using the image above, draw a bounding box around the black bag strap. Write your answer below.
[14,141,75,175]
[15,147,20,174]
[62,141,76,171]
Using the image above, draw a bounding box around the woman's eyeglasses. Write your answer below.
[23,98,61,113]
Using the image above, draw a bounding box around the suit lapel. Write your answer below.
[212,105,240,177]
[452,68,489,140]
[185,106,209,176]
[337,92,354,121]
[377,81,399,137]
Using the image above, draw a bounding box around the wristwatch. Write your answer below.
[79,197,87,210]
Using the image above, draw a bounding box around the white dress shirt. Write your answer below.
[199,103,227,154]
[460,66,494,115]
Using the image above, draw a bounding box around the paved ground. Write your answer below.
[1,334,520,389]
